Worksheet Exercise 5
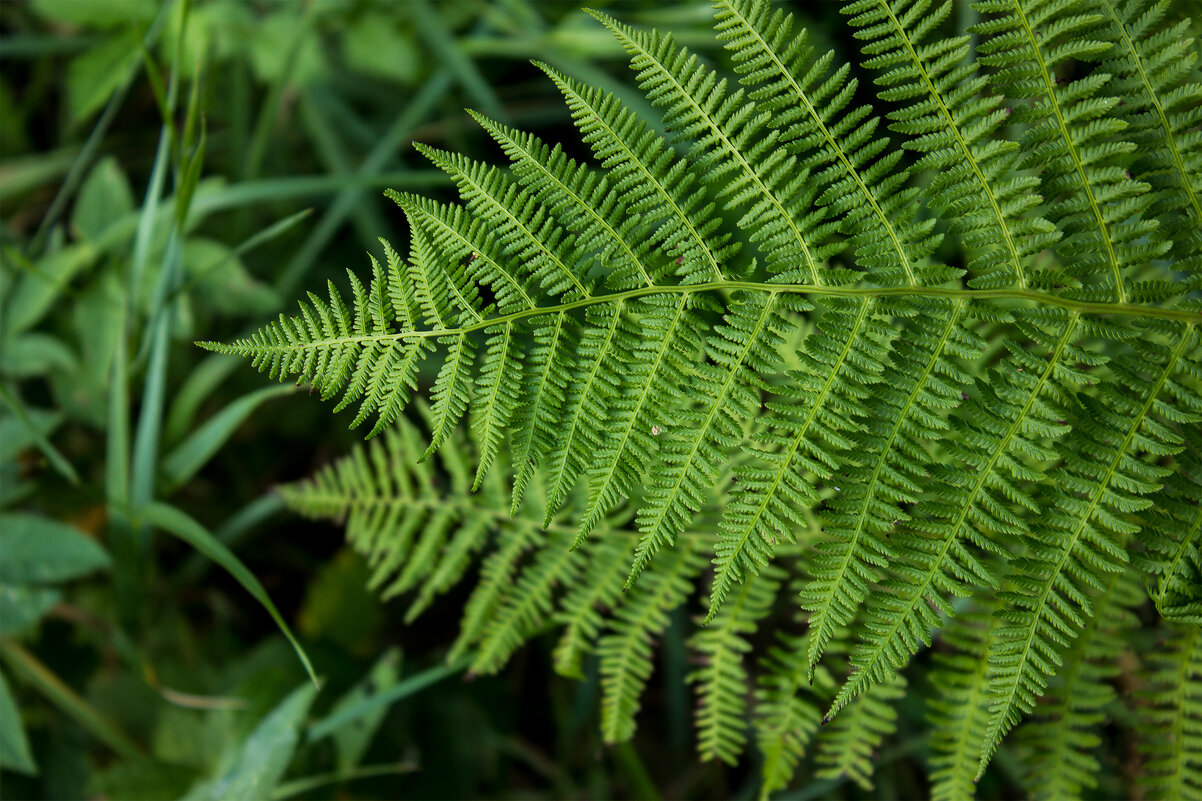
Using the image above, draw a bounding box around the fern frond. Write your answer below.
[1020,566,1141,801]
[689,564,784,764]
[973,0,1158,302]
[217,3,1202,788]
[1137,624,1202,801]
[843,0,1058,290]
[551,532,635,679]
[599,536,705,744]
[753,633,829,799]
[815,670,905,790]
[926,599,1003,801]
[980,321,1200,774]
[592,9,841,284]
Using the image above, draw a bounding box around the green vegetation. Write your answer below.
[3,0,1200,799]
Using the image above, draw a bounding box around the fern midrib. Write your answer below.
[578,294,690,545]
[981,323,1194,776]
[214,282,1202,361]
[543,64,726,283]
[874,0,1026,288]
[836,309,1075,715]
[1098,0,1202,227]
[1010,0,1126,303]
[730,297,873,634]
[604,18,822,285]
[724,0,917,286]
[1157,499,1202,608]
[491,119,657,288]
[435,154,591,299]
[295,489,578,539]
[629,292,778,586]
[544,299,626,521]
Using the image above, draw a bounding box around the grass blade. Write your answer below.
[161,384,294,491]
[307,656,470,741]
[139,501,318,687]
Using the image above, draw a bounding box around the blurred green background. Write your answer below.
[0,1,929,799]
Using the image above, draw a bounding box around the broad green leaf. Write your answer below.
[182,237,280,315]
[0,585,60,637]
[308,656,470,742]
[343,13,420,84]
[2,244,96,336]
[66,29,141,126]
[72,157,135,241]
[181,683,319,801]
[30,0,156,28]
[0,514,109,584]
[139,502,318,686]
[0,667,35,774]
[0,333,78,378]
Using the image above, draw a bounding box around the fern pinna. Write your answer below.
[206,0,1202,797]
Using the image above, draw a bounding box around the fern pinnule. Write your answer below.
[414,142,592,301]
[1137,624,1202,801]
[1140,427,1202,624]
[535,62,736,285]
[690,563,784,764]
[815,668,905,790]
[843,0,1057,291]
[578,294,704,545]
[980,321,1200,774]
[722,296,894,635]
[974,0,1157,303]
[1020,567,1141,801]
[591,8,839,285]
[714,0,946,289]
[468,110,661,290]
[630,291,797,587]
[1098,0,1202,273]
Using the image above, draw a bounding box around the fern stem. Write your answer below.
[204,282,1202,360]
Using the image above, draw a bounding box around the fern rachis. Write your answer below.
[210,0,1202,796]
